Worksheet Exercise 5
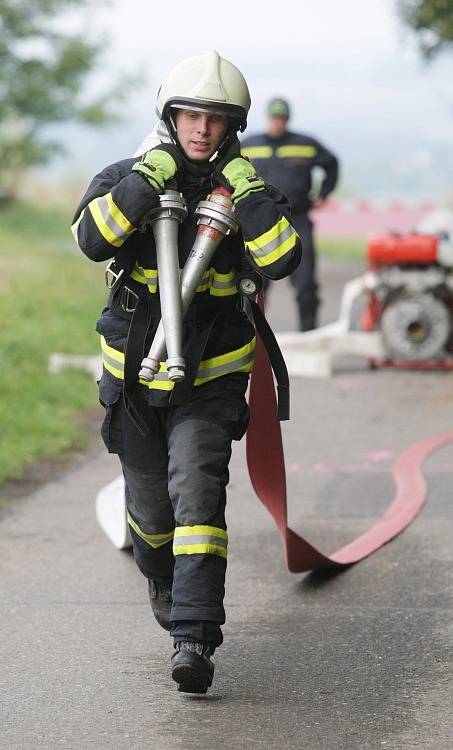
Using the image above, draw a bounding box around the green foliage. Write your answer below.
[0,0,123,195]
[0,201,106,483]
[398,0,453,57]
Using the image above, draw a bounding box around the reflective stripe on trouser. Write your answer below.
[173,525,228,558]
[107,375,250,643]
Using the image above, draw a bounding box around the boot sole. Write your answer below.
[172,663,213,694]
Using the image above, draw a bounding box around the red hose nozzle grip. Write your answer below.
[211,186,233,198]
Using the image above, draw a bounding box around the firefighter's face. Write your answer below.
[267,115,288,138]
[175,109,228,161]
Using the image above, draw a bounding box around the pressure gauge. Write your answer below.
[236,270,263,298]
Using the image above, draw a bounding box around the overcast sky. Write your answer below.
[48,0,453,200]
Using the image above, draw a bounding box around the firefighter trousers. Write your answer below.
[99,371,250,649]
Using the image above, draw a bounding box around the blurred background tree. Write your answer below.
[0,0,124,199]
[398,0,453,58]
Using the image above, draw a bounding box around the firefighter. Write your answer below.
[71,51,301,694]
[241,97,339,331]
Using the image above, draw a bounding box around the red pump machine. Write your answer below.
[362,232,453,366]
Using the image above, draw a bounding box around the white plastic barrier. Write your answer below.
[276,275,386,377]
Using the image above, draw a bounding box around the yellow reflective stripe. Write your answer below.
[129,266,237,296]
[241,146,273,159]
[248,215,290,250]
[103,360,124,379]
[143,267,159,293]
[88,197,124,247]
[210,286,237,297]
[105,193,135,234]
[210,269,237,297]
[129,264,158,292]
[212,270,235,282]
[174,525,228,539]
[70,209,85,245]
[100,335,255,389]
[194,338,255,384]
[249,230,298,268]
[127,513,174,548]
[245,216,298,267]
[100,336,124,379]
[275,145,317,158]
[101,336,123,363]
[173,525,228,558]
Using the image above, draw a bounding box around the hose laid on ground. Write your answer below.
[246,295,453,572]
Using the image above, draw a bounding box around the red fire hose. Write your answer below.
[246,305,453,573]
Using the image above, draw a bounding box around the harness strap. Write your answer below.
[123,296,154,436]
[248,299,289,421]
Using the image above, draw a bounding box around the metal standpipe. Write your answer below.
[139,188,239,383]
[139,190,188,382]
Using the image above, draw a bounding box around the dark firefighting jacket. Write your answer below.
[241,131,338,215]
[71,157,302,406]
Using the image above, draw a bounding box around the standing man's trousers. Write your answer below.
[264,211,319,331]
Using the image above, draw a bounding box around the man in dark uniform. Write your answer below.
[241,97,339,331]
[71,53,301,694]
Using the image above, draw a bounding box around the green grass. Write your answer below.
[318,235,366,262]
[0,201,106,483]
[0,199,71,239]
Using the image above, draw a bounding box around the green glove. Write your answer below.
[215,156,266,204]
[132,144,182,193]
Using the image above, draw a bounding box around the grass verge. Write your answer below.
[1,201,106,484]
[318,235,366,262]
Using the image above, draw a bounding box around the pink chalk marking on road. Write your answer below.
[335,378,355,393]
[361,450,395,462]
[307,462,331,474]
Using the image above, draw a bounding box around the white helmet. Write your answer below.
[156,50,251,133]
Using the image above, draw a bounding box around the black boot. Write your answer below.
[148,579,172,632]
[171,642,214,694]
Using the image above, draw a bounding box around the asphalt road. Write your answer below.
[1,259,452,749]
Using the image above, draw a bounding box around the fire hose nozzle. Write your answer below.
[146,189,188,225]
[195,191,239,236]
[139,190,188,383]
[139,356,161,381]
[139,189,240,386]
[166,356,186,382]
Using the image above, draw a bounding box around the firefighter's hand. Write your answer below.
[132,144,183,193]
[213,148,266,204]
